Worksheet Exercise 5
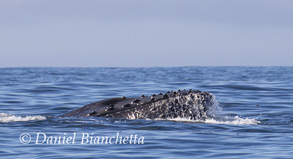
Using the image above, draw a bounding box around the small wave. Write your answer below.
[0,113,46,123]
[164,116,260,125]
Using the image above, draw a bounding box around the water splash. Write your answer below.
[159,95,260,125]
[0,113,46,123]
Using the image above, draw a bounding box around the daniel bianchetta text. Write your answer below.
[21,132,145,145]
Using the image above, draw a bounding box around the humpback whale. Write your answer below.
[61,89,215,120]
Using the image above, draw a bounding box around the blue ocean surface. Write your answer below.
[0,67,292,158]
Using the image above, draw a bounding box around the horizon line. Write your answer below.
[1,65,293,69]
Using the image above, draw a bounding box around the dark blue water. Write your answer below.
[0,67,292,158]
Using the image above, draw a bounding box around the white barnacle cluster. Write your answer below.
[135,92,215,120]
[118,90,218,121]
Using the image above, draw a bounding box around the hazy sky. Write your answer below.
[0,0,292,67]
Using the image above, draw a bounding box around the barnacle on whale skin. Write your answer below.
[60,89,215,120]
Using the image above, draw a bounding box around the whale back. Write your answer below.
[61,89,215,120]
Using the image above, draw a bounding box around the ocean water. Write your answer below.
[0,67,292,158]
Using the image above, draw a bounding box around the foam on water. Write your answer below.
[0,113,46,123]
[165,116,260,125]
[205,116,260,125]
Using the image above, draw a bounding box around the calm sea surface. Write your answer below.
[0,67,292,158]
